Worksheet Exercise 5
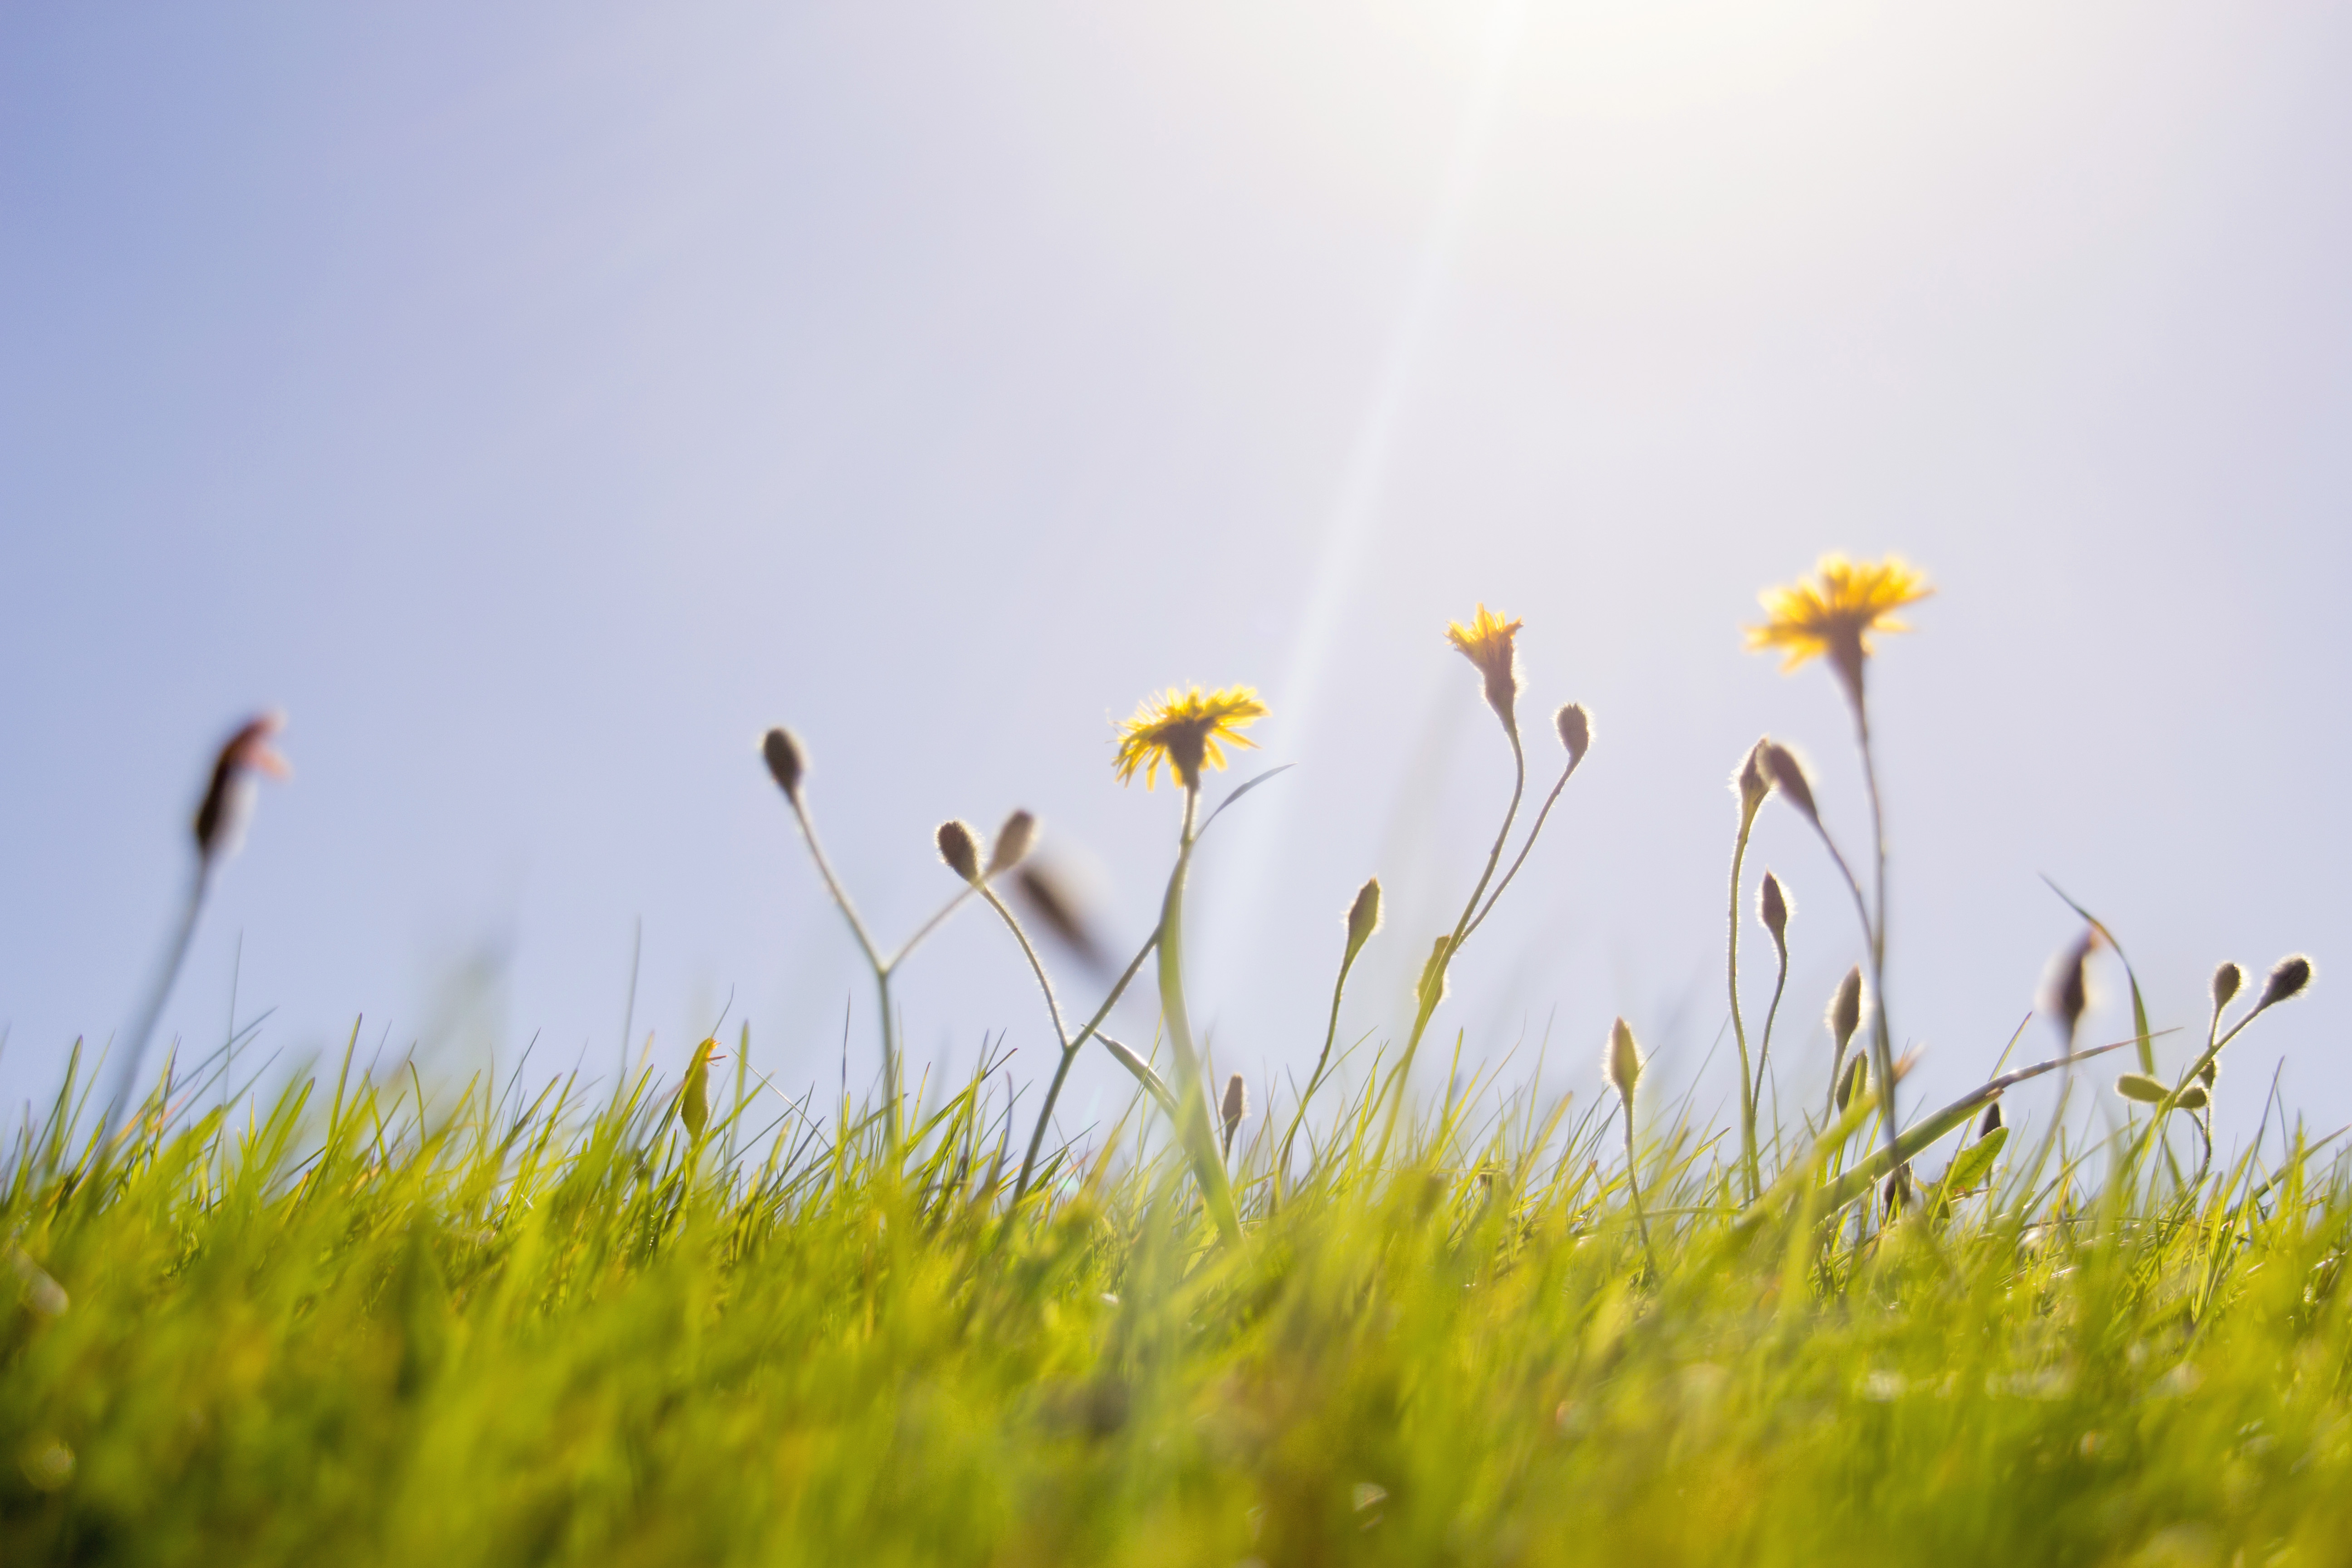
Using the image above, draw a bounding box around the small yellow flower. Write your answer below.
[1446,604,1524,731]
[1114,685,1266,791]
[1746,554,1931,700]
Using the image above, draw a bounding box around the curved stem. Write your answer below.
[1462,750,1576,943]
[1726,804,1761,1203]
[1278,946,1362,1181]
[1158,786,1242,1245]
[1847,696,1901,1165]
[886,884,979,972]
[787,798,884,972]
[1622,1107,1659,1279]
[1755,938,1790,1125]
[1798,810,1896,1162]
[103,859,212,1147]
[1009,915,1162,1204]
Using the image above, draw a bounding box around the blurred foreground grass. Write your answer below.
[3,1049,2348,1568]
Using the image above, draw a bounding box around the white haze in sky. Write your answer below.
[2,2,2347,1160]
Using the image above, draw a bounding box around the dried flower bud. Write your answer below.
[1758,872,1789,949]
[1343,877,1383,967]
[1605,1017,1642,1103]
[985,809,1037,877]
[1759,743,1818,824]
[762,727,806,802]
[1220,1073,1248,1156]
[1979,1100,2003,1139]
[2115,1073,2168,1104]
[2176,1084,2210,1111]
[1555,705,1592,770]
[2045,931,2095,1049]
[2211,962,2243,1011]
[1829,967,1864,1054]
[1735,739,1770,819]
[1016,864,1107,973]
[2259,955,2313,1010]
[1835,1052,1867,1112]
[936,820,981,882]
[192,711,291,863]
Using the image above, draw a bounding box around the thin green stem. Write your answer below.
[1727,802,1762,1203]
[1278,947,1362,1181]
[1755,936,1790,1123]
[1157,785,1241,1245]
[1847,695,1900,1165]
[1622,1104,1659,1279]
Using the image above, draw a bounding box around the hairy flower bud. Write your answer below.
[1556,705,1592,771]
[1836,1053,1868,1112]
[192,711,291,863]
[2176,1084,2210,1111]
[2210,961,2243,1012]
[762,727,806,802]
[936,820,981,882]
[1735,739,1770,820]
[985,810,1037,877]
[1758,872,1789,950]
[2259,955,2313,1010]
[2115,1073,2168,1104]
[1343,878,1383,967]
[1605,1017,1642,1103]
[1220,1073,1248,1156]
[1758,742,1818,824]
[1829,967,1864,1054]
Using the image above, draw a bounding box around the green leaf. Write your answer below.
[1932,1127,2008,1215]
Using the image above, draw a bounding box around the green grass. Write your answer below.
[3,1036,2348,1568]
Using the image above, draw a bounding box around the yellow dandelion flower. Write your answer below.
[1746,554,1931,700]
[1114,685,1267,791]
[1446,604,1524,731]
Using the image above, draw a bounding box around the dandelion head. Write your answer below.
[1446,604,1525,735]
[1113,685,1266,792]
[193,710,291,863]
[1758,742,1819,825]
[986,810,1037,877]
[1555,704,1591,770]
[1746,554,1932,704]
[2211,961,2244,1012]
[2259,954,2314,1010]
[762,727,807,803]
[1605,1017,1642,1103]
[1759,872,1790,949]
[936,820,981,882]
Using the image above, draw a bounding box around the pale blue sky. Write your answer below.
[2,2,2346,1155]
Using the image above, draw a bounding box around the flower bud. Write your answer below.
[1735,739,1770,819]
[192,711,290,863]
[2114,1073,2168,1104]
[2210,962,2243,1011]
[762,727,806,802]
[1605,1018,1642,1103]
[1835,1053,1867,1112]
[2176,1084,2210,1111]
[1343,877,1383,967]
[1882,1163,1913,1218]
[985,809,1037,876]
[1829,967,1864,1054]
[2259,955,2313,1010]
[1220,1073,1248,1156]
[936,820,980,882]
[2044,931,2095,1048]
[1758,872,1789,950]
[1759,743,1818,824]
[2196,1058,2216,1089]
[1978,1100,2003,1139]
[1555,705,1592,770]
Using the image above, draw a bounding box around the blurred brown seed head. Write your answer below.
[1735,739,1770,820]
[1220,1073,1248,1155]
[1759,743,1818,824]
[193,711,291,863]
[1758,872,1790,950]
[2046,930,2096,1049]
[1015,864,1109,975]
[1605,1017,1642,1103]
[1836,1052,1868,1112]
[762,727,806,803]
[1882,1162,1913,1217]
[986,810,1037,877]
[2211,961,2244,1012]
[1829,967,1864,1054]
[2259,955,2313,1010]
[936,820,981,882]
[1343,877,1383,966]
[1555,705,1592,770]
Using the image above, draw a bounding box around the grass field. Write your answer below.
[4,559,2345,1565]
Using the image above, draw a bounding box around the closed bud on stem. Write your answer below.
[2176,1084,2210,1111]
[192,711,291,864]
[2116,1073,2169,1104]
[762,727,806,802]
[2211,962,2243,1011]
[1343,877,1383,966]
[985,810,1037,877]
[1978,1101,2003,1139]
[1758,872,1790,950]
[2046,931,2095,1047]
[1882,1163,1913,1218]
[2259,955,2313,1010]
[936,820,981,882]
[1556,705,1592,770]
[1416,936,1451,1013]
[1605,1017,1642,1104]
[1836,1053,1868,1112]
[1735,739,1770,820]
[2197,1059,2216,1089]
[1830,967,1864,1054]
[1759,743,1818,823]
[1220,1073,1248,1156]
